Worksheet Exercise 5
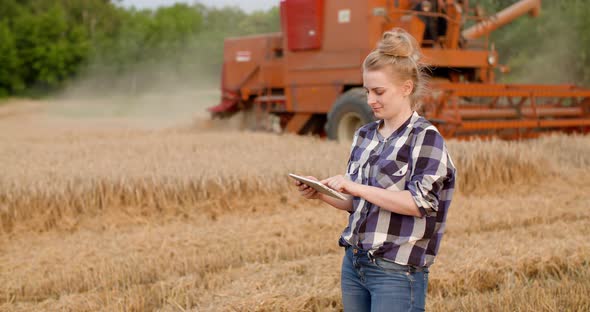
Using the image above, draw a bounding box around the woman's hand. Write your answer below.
[295,176,320,200]
[323,175,360,196]
[293,175,355,212]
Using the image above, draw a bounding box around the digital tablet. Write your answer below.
[288,173,347,201]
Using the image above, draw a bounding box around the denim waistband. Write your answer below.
[346,246,427,273]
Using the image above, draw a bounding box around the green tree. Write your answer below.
[0,21,23,96]
[0,0,24,21]
[13,5,89,90]
[238,7,281,35]
[481,0,590,86]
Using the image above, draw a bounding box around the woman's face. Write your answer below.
[362,68,413,121]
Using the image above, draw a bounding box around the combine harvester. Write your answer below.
[209,0,590,140]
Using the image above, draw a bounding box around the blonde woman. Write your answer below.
[295,28,456,311]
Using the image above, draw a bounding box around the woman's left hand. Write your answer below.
[322,175,360,196]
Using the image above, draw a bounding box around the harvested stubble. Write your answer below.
[1,113,589,311]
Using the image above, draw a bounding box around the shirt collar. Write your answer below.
[374,111,418,141]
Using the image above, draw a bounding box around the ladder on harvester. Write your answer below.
[253,64,286,132]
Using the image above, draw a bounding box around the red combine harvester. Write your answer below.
[209,0,590,140]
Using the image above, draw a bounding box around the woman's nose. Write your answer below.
[367,93,377,105]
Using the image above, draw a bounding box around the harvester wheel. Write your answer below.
[326,88,375,142]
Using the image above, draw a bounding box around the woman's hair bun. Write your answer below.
[377,29,415,59]
[363,27,427,110]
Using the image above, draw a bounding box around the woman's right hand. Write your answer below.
[295,176,320,200]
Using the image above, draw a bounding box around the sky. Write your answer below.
[119,0,277,12]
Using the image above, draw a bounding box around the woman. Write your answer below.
[295,28,456,312]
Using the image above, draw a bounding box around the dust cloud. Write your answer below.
[45,50,223,130]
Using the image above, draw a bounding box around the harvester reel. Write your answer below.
[326,88,375,142]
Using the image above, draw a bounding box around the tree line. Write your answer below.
[0,0,588,97]
[0,0,280,96]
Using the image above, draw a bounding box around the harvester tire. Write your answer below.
[326,88,375,142]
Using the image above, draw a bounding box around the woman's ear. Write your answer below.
[402,80,414,97]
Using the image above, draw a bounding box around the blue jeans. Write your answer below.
[341,247,429,312]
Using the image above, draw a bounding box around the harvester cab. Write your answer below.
[209,0,590,140]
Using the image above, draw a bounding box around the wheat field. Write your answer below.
[0,99,589,311]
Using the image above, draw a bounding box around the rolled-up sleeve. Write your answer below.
[407,128,453,217]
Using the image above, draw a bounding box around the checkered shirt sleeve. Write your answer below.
[407,128,453,217]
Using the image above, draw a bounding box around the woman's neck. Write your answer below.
[380,108,413,137]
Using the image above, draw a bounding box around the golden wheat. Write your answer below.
[0,102,589,311]
[2,119,588,234]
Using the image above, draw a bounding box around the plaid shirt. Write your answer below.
[340,112,456,267]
